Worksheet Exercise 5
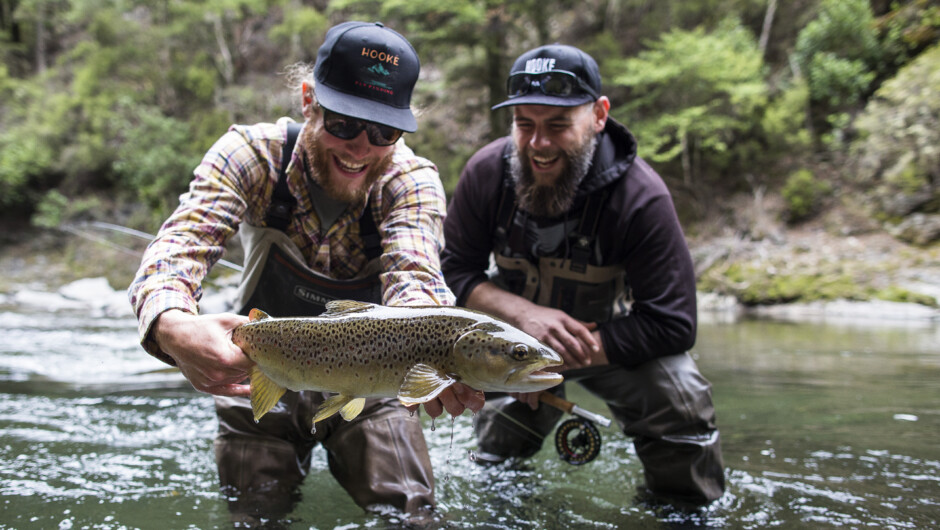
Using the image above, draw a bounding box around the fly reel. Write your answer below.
[554,417,602,465]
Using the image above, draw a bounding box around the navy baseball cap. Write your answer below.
[314,22,420,132]
[492,44,602,110]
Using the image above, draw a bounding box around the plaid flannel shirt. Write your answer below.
[128,118,455,363]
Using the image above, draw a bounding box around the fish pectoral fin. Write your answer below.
[339,398,366,421]
[249,365,286,422]
[314,394,362,423]
[398,363,456,406]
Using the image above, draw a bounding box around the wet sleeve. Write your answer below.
[127,128,261,362]
[378,159,457,308]
[598,193,698,369]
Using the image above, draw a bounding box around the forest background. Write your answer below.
[1,0,938,309]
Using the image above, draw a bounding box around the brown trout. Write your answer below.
[232,300,564,424]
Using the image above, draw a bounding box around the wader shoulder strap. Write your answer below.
[359,196,381,261]
[264,122,302,231]
[494,143,521,256]
[569,190,609,273]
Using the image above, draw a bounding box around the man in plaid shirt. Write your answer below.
[128,21,481,524]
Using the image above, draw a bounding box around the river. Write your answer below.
[0,278,937,528]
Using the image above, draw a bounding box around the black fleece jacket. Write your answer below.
[441,118,697,369]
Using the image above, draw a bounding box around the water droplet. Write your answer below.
[310,424,317,435]
[468,450,477,461]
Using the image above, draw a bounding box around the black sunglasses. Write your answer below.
[321,108,404,146]
[507,70,599,100]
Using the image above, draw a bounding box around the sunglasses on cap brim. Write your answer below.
[321,108,404,147]
[506,70,599,100]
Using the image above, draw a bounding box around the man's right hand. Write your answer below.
[465,281,599,369]
[152,309,253,397]
[513,303,598,369]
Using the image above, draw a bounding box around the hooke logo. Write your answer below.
[360,47,396,90]
[525,57,556,73]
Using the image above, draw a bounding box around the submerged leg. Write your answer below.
[321,397,436,516]
[577,354,726,504]
[213,392,313,524]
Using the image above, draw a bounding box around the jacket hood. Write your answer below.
[577,117,637,197]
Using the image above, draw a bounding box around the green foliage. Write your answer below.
[610,18,767,185]
[269,4,328,63]
[877,0,940,64]
[111,102,205,210]
[876,286,939,308]
[0,127,55,208]
[760,78,812,153]
[31,190,69,228]
[700,262,873,305]
[852,43,940,217]
[0,0,934,232]
[781,169,832,223]
[794,0,883,140]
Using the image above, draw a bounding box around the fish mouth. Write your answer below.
[506,358,564,389]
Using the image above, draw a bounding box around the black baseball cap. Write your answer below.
[492,44,602,110]
[314,22,420,133]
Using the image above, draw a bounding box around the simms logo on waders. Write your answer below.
[293,285,332,307]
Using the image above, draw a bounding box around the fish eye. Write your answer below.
[511,344,529,361]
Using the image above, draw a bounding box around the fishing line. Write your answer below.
[481,400,545,441]
[62,221,244,272]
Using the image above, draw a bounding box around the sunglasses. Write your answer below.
[507,70,599,100]
[321,108,404,146]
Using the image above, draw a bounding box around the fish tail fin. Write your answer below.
[249,365,286,422]
[247,308,270,322]
[313,394,365,423]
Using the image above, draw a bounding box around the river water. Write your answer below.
[1,279,938,529]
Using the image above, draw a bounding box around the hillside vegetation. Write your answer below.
[1,0,937,307]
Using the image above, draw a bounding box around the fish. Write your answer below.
[232,300,564,424]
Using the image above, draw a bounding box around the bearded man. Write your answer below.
[128,21,482,524]
[441,44,726,505]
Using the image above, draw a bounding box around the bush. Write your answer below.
[781,169,832,223]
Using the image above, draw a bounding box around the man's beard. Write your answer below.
[300,124,392,204]
[509,129,597,218]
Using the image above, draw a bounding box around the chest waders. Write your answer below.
[214,123,435,522]
[473,156,725,504]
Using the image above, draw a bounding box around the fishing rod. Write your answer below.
[62,221,245,272]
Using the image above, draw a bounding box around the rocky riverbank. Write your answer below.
[1,219,938,324]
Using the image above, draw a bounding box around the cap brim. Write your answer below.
[491,93,595,110]
[315,84,418,133]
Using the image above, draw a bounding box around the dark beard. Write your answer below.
[300,123,392,204]
[509,130,598,218]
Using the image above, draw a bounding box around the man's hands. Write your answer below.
[465,281,612,411]
[405,383,486,419]
[152,309,253,397]
[465,281,602,369]
[514,304,599,368]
